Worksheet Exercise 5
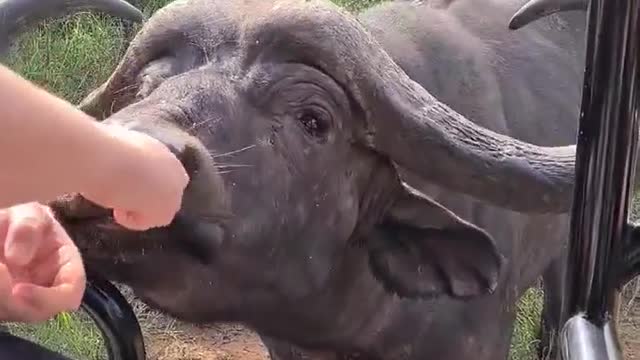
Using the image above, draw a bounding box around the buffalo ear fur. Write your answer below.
[367,183,505,300]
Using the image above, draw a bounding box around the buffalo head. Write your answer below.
[3,0,576,327]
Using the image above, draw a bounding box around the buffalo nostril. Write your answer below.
[168,143,200,178]
[125,126,200,179]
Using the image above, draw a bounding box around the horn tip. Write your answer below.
[507,5,534,30]
[122,4,146,23]
[507,14,528,30]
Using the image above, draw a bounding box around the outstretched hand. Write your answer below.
[0,202,85,323]
[81,124,190,231]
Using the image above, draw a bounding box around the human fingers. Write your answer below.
[113,209,150,231]
[21,232,82,288]
[10,244,85,323]
[80,124,188,230]
[113,207,175,231]
[105,126,187,229]
[4,203,52,267]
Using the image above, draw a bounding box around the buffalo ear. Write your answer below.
[367,183,505,300]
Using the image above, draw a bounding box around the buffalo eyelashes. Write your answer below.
[296,109,330,138]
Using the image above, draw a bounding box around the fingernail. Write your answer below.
[6,237,35,266]
[6,205,48,266]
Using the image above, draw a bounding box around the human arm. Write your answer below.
[0,64,188,230]
[0,63,132,207]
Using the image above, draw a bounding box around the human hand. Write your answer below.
[0,202,86,323]
[81,123,190,231]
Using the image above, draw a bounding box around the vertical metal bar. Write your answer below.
[560,0,640,357]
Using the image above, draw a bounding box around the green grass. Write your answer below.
[2,0,561,359]
[5,311,107,360]
[510,288,544,360]
[6,0,173,103]
[7,14,128,104]
[332,0,386,12]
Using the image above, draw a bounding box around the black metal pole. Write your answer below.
[560,0,640,357]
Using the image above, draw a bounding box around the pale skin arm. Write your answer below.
[0,63,135,207]
[0,64,189,230]
[0,65,188,323]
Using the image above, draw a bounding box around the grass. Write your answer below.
[510,288,544,360]
[0,0,598,359]
[332,0,385,12]
[5,0,180,103]
[5,311,107,360]
[6,14,127,103]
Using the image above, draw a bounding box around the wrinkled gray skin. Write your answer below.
[0,0,585,359]
[364,0,588,358]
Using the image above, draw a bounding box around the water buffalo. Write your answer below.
[362,0,587,358]
[0,0,581,359]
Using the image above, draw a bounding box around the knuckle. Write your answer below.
[11,206,50,232]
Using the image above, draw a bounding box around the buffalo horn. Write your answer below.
[508,0,587,29]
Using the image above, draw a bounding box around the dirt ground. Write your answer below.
[142,322,267,360]
[142,308,640,360]
[119,286,268,360]
[619,291,640,359]
[127,284,640,360]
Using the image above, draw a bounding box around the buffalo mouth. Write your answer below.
[49,192,226,269]
[49,194,157,261]
[50,193,111,221]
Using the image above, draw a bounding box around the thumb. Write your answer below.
[5,204,52,267]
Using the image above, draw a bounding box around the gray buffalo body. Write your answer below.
[363,0,587,357]
[0,0,585,359]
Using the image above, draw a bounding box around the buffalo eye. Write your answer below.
[296,108,330,138]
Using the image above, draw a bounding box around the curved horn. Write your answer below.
[297,2,576,214]
[78,0,577,214]
[0,0,145,57]
[508,0,587,30]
